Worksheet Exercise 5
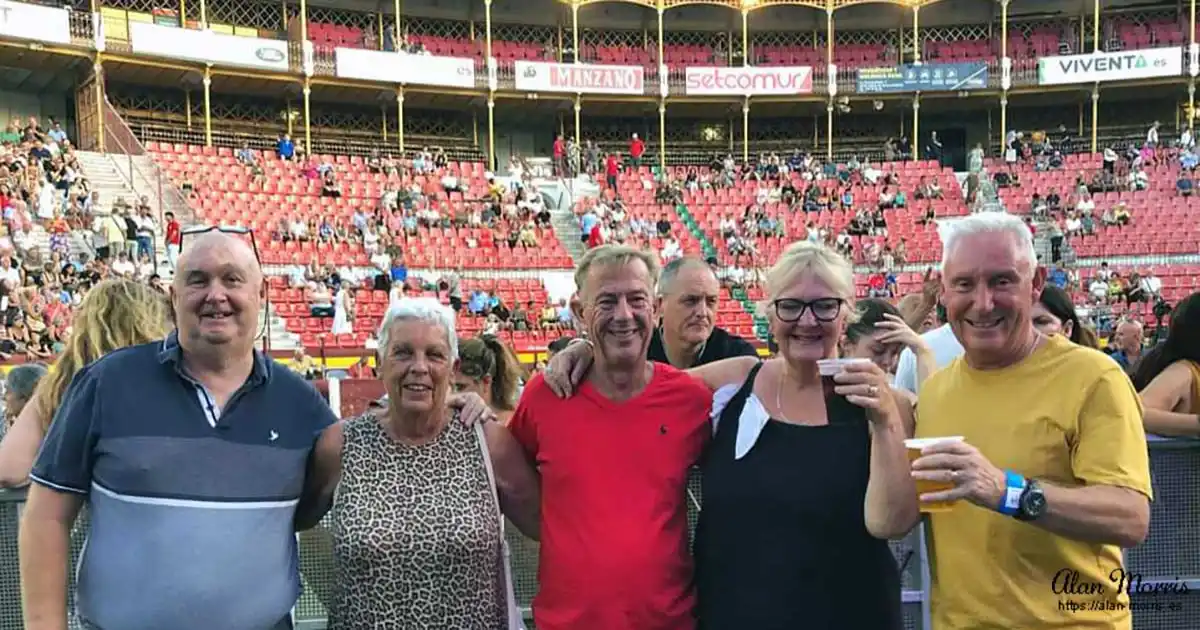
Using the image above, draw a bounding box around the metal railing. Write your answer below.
[0,437,1197,629]
[102,99,197,230]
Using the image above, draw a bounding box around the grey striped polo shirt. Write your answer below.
[30,333,336,630]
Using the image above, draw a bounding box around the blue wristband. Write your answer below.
[997,470,1026,516]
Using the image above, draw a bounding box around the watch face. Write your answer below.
[1024,489,1047,517]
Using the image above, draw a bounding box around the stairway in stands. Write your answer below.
[74,151,168,267]
[673,204,769,342]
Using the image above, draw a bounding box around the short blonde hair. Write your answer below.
[574,244,661,300]
[757,240,858,322]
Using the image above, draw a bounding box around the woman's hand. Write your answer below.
[544,339,594,398]
[447,392,497,426]
[833,361,903,428]
[874,314,929,353]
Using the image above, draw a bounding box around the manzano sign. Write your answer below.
[1038,47,1182,85]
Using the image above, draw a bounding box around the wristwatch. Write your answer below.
[1016,479,1047,521]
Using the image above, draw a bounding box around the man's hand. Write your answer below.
[544,339,594,398]
[447,392,497,426]
[911,440,1006,510]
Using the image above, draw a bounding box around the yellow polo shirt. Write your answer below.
[917,333,1152,630]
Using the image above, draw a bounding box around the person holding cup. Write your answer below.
[544,240,918,629]
[911,213,1150,630]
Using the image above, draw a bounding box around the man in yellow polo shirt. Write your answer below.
[911,212,1152,630]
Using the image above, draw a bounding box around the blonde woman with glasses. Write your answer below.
[0,278,172,487]
[546,240,919,628]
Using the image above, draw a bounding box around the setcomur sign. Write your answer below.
[683,66,813,95]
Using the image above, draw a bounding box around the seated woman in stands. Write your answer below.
[321,170,343,198]
[0,279,171,487]
[1133,292,1200,437]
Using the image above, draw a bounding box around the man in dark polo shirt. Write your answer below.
[648,257,758,367]
[19,232,337,630]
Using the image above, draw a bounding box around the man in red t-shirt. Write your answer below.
[604,153,620,192]
[164,211,182,270]
[629,133,645,169]
[510,245,710,630]
[553,134,566,177]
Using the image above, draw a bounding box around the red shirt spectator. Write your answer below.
[165,215,182,246]
[553,136,565,158]
[605,154,620,177]
[586,222,604,248]
[630,135,645,159]
[510,368,710,630]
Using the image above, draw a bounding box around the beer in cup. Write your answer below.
[905,436,966,513]
[816,358,874,399]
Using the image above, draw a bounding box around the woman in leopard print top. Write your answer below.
[297,297,540,629]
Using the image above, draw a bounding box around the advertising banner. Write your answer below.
[1038,47,1182,85]
[0,0,71,45]
[514,61,644,95]
[335,48,476,88]
[856,62,989,93]
[129,22,291,72]
[684,66,813,95]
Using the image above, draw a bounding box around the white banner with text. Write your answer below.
[335,48,476,88]
[684,66,814,95]
[129,22,291,72]
[514,61,644,95]
[1038,47,1182,85]
[0,0,71,45]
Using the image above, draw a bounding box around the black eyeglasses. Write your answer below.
[179,225,261,265]
[771,298,845,323]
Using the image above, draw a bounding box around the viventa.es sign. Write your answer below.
[1038,47,1183,85]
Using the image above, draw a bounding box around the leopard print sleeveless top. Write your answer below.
[330,412,506,629]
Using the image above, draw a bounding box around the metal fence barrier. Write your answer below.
[0,438,1197,630]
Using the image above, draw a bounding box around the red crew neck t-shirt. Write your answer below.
[510,365,712,630]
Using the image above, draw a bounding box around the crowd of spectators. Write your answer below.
[0,116,173,363]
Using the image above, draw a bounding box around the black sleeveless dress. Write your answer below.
[694,363,903,630]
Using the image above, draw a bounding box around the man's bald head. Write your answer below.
[173,231,262,290]
[171,230,263,359]
[1114,319,1144,353]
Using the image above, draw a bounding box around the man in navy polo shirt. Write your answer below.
[19,232,336,630]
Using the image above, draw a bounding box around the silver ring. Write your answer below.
[867,385,879,397]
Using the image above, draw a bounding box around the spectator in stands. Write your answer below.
[604,152,620,191]
[647,257,757,369]
[321,170,342,198]
[1176,171,1193,196]
[1132,292,1200,436]
[236,142,256,166]
[276,132,295,161]
[842,298,932,387]
[0,278,170,488]
[3,363,46,428]
[911,213,1150,628]
[290,346,319,380]
[1107,319,1145,370]
[296,300,529,626]
[629,133,645,169]
[454,335,523,425]
[1033,285,1099,349]
[553,133,566,177]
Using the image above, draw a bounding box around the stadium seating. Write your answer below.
[146,142,574,269]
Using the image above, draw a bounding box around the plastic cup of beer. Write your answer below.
[816,358,874,398]
[905,436,965,513]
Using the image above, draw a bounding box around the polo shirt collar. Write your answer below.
[157,330,272,387]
